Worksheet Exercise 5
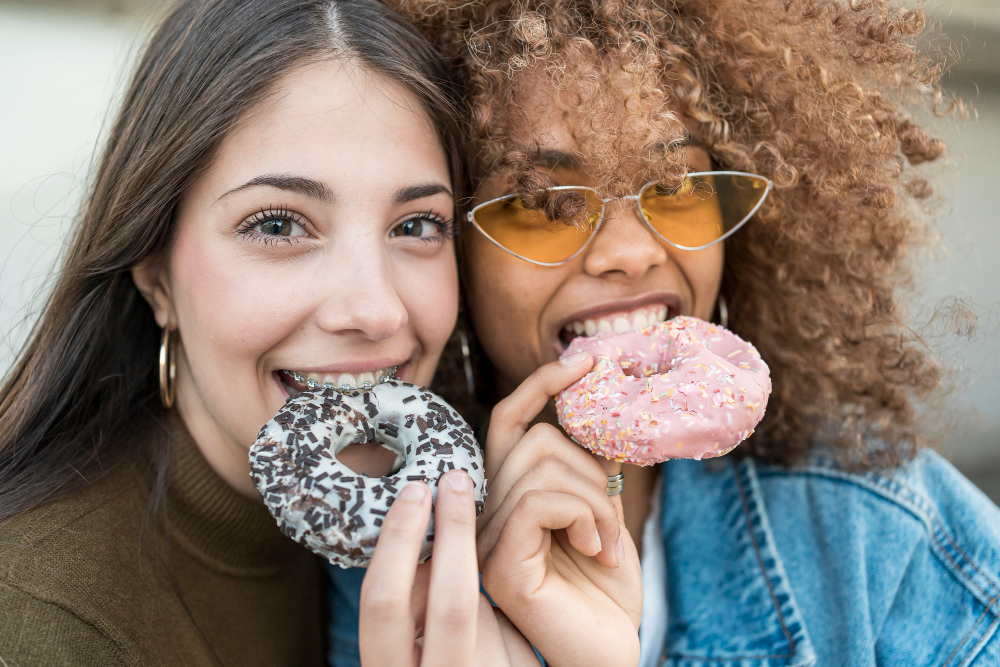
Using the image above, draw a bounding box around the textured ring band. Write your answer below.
[606,473,625,496]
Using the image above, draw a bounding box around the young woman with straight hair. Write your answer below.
[0,1,537,664]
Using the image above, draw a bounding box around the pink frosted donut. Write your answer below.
[556,316,770,464]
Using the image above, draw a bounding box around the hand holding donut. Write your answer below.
[359,471,540,667]
[477,353,643,667]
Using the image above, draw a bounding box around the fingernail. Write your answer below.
[560,351,589,366]
[615,533,625,567]
[399,482,426,501]
[594,529,603,553]
[445,471,472,491]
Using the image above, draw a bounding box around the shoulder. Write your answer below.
[756,449,1000,610]
[756,447,1000,565]
[0,579,135,666]
[755,450,1000,666]
[659,450,1000,666]
[0,464,147,663]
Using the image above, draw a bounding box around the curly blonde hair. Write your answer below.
[396,0,958,468]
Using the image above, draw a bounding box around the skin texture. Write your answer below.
[132,60,458,494]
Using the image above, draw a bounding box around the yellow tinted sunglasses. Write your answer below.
[466,171,771,266]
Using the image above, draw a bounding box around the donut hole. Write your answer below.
[617,356,664,380]
[336,441,405,477]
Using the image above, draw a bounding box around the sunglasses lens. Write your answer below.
[639,173,768,249]
[471,188,603,264]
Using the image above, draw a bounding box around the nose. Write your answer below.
[582,199,668,279]
[314,244,408,341]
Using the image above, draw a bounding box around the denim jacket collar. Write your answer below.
[659,457,818,667]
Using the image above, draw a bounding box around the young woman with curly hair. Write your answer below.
[320,1,1000,665]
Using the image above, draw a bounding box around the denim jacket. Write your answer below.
[327,449,1000,666]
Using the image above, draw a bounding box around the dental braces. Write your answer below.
[284,367,398,394]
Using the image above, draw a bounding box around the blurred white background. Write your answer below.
[0,0,998,497]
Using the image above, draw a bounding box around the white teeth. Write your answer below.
[563,304,672,341]
[284,365,398,394]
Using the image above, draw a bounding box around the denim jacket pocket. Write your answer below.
[661,458,817,667]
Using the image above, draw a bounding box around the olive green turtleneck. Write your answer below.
[0,420,326,666]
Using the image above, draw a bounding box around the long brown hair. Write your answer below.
[0,0,464,524]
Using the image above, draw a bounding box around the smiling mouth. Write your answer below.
[279,366,398,396]
[558,303,678,348]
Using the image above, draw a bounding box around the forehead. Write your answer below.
[207,59,447,191]
[504,73,708,188]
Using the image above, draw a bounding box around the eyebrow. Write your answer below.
[216,174,334,203]
[534,149,582,171]
[532,138,707,171]
[391,183,453,205]
[660,135,710,152]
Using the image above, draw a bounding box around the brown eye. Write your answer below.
[255,217,306,237]
[391,217,442,238]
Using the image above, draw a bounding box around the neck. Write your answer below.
[173,380,259,499]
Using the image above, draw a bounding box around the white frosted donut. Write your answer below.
[249,381,487,568]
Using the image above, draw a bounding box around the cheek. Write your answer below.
[395,251,459,377]
[463,234,549,371]
[670,245,724,319]
[168,227,308,421]
[172,240,295,360]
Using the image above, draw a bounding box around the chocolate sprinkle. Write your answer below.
[248,381,486,569]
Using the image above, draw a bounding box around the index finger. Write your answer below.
[359,482,430,666]
[487,352,593,467]
[421,470,480,666]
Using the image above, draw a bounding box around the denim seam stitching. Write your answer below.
[942,589,1000,667]
[758,464,1000,606]
[959,604,1000,667]
[665,459,811,665]
[786,465,1000,667]
[950,537,996,597]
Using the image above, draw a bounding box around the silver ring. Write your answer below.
[606,473,625,496]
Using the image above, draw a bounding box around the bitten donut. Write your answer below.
[249,381,486,568]
[556,316,770,464]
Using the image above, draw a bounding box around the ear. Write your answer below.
[131,255,175,329]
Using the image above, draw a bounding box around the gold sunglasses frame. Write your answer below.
[465,170,773,267]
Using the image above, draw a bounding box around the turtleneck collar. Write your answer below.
[166,415,303,573]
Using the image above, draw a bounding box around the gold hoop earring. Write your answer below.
[159,327,176,409]
[715,294,729,329]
